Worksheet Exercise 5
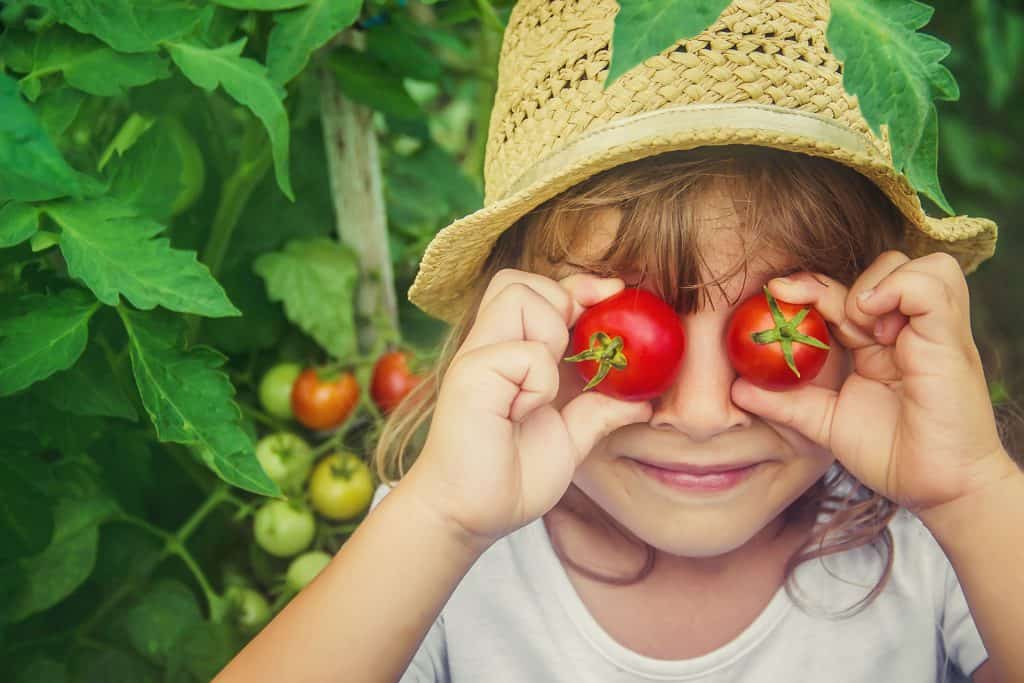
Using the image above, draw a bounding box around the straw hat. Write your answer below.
[408,0,998,324]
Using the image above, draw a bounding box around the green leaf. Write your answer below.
[106,118,203,220]
[0,202,40,248]
[13,657,68,683]
[829,0,959,214]
[972,0,1024,109]
[167,39,294,201]
[44,197,240,318]
[0,289,99,397]
[606,0,732,88]
[68,647,158,683]
[118,307,280,496]
[254,237,359,360]
[13,26,170,101]
[120,579,202,664]
[214,0,309,8]
[8,492,118,622]
[266,0,362,85]
[34,342,138,421]
[166,620,239,681]
[32,87,85,139]
[365,21,444,83]
[0,454,54,560]
[331,46,423,120]
[0,72,101,202]
[30,0,200,53]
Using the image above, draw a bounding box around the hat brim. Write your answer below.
[409,105,997,325]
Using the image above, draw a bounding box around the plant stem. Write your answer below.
[74,486,232,641]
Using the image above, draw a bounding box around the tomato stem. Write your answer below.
[564,331,629,391]
[750,286,830,377]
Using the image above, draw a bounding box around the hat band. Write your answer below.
[500,103,881,201]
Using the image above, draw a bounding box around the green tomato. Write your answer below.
[308,452,375,521]
[226,586,271,635]
[259,363,302,420]
[285,550,332,592]
[253,500,316,558]
[255,433,314,493]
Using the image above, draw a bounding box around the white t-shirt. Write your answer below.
[370,484,986,682]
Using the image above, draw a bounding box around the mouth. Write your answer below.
[625,457,765,493]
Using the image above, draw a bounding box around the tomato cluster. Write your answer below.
[565,285,831,398]
[227,350,425,634]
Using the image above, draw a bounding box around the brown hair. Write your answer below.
[374,145,913,615]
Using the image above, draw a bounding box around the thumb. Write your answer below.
[731,378,837,450]
[561,392,653,467]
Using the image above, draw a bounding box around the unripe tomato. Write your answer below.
[285,550,332,592]
[726,286,831,391]
[253,500,316,558]
[225,586,271,635]
[370,350,423,414]
[291,368,359,431]
[259,363,302,420]
[255,432,314,493]
[564,287,686,401]
[308,452,375,521]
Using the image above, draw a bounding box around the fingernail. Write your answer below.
[773,277,793,286]
[858,288,876,302]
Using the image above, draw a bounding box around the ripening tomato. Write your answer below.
[370,350,423,414]
[564,287,685,401]
[291,368,359,431]
[285,550,332,592]
[308,452,375,521]
[258,362,302,420]
[726,285,831,391]
[252,500,316,558]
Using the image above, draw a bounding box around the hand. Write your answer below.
[730,250,1014,515]
[407,269,654,549]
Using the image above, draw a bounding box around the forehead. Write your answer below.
[563,202,797,304]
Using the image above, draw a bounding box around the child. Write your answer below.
[217,1,1022,681]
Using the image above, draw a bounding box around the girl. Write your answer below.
[217,1,1021,681]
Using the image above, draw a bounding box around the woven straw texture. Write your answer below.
[408,0,998,324]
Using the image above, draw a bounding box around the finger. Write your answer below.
[871,309,910,346]
[856,259,971,347]
[766,274,875,351]
[731,377,838,450]
[478,269,625,329]
[446,340,560,423]
[458,282,572,364]
[559,392,654,468]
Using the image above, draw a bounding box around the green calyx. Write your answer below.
[751,285,831,378]
[564,331,628,391]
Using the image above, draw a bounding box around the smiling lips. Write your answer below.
[628,457,764,492]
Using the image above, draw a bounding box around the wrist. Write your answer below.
[397,468,496,557]
[917,450,1022,544]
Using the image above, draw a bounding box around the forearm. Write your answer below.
[919,454,1024,683]
[215,471,487,683]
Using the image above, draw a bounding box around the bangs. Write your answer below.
[516,146,907,314]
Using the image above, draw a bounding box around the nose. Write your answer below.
[649,312,751,441]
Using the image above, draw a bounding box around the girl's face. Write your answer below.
[547,205,850,559]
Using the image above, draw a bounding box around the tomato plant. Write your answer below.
[371,350,423,413]
[308,452,375,521]
[726,286,831,391]
[255,433,314,493]
[291,368,360,431]
[253,500,317,558]
[259,363,303,420]
[564,287,686,401]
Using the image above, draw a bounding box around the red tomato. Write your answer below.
[564,287,685,401]
[370,350,422,414]
[291,368,360,430]
[726,286,831,391]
